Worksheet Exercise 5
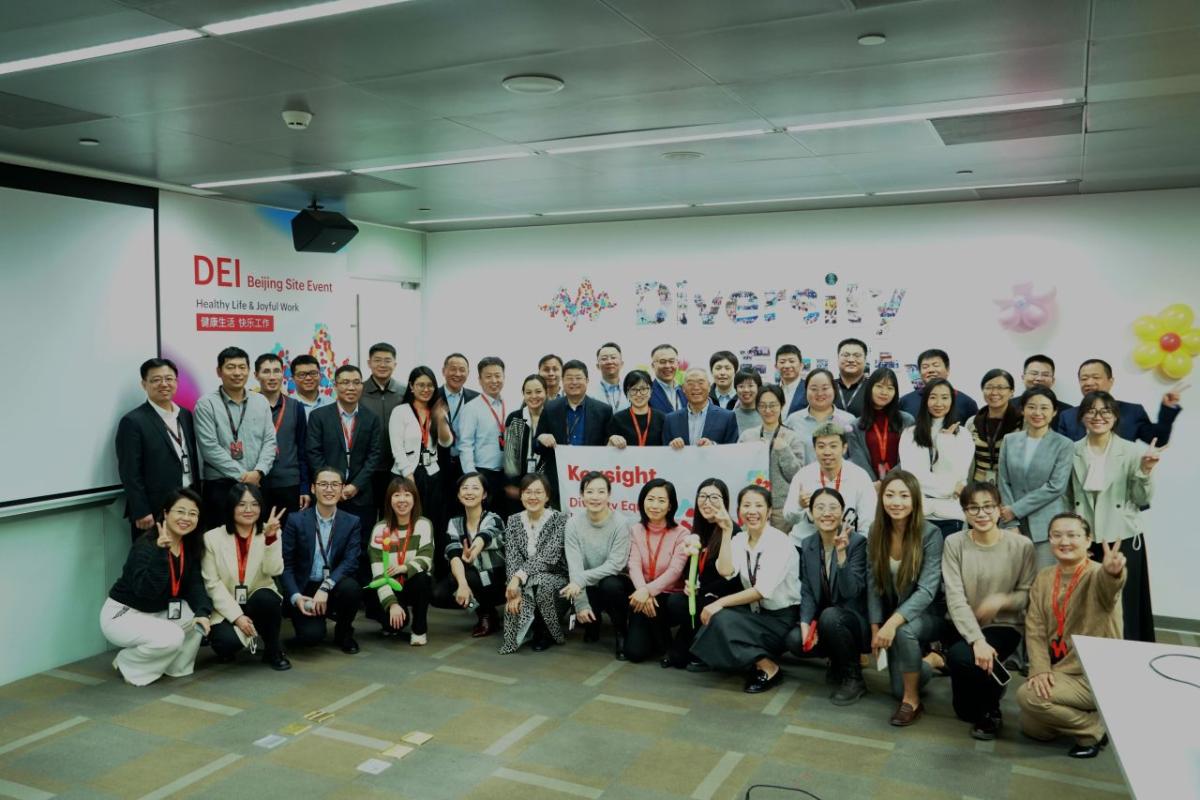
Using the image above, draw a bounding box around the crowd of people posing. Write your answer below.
[105,338,1182,759]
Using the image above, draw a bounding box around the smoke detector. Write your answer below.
[282,109,313,130]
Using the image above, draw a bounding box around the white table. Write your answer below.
[1075,635,1200,799]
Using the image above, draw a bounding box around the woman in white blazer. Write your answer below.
[899,379,975,539]
[389,366,454,559]
[201,483,290,670]
[1067,391,1161,642]
[998,387,1074,569]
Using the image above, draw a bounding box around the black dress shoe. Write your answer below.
[338,636,360,654]
[614,634,627,661]
[264,652,292,671]
[685,658,710,673]
[532,636,551,652]
[1068,734,1108,759]
[583,622,601,643]
[744,668,783,694]
[660,654,687,670]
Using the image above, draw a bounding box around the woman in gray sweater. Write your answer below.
[561,471,632,659]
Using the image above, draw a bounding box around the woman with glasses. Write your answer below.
[964,369,1022,483]
[201,483,290,670]
[732,369,764,434]
[606,370,665,448]
[101,488,212,686]
[941,481,1036,740]
[847,368,914,486]
[561,471,632,659]
[1067,391,1161,642]
[679,479,743,671]
[739,384,811,533]
[998,387,1074,569]
[784,369,856,444]
[899,379,975,539]
[500,474,569,653]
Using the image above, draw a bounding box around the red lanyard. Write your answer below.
[167,547,185,598]
[1051,563,1087,657]
[415,407,431,448]
[871,418,892,474]
[697,549,708,577]
[385,522,416,569]
[819,468,843,493]
[484,397,506,447]
[235,534,251,584]
[341,413,358,452]
[644,526,671,582]
[630,408,651,446]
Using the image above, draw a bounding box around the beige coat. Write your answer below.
[1068,436,1153,544]
[200,526,284,640]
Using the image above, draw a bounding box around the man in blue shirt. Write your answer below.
[459,356,510,513]
[588,342,628,412]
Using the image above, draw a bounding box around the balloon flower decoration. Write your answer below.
[682,534,703,625]
[995,282,1057,333]
[1132,304,1200,380]
[365,530,405,593]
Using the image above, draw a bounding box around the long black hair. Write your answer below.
[912,378,961,449]
[858,367,903,433]
[691,478,734,562]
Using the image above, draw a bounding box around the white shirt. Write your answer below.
[781,379,802,412]
[151,401,191,486]
[388,404,452,477]
[522,511,551,559]
[728,526,802,611]
[589,380,629,412]
[899,420,976,521]
[781,460,877,545]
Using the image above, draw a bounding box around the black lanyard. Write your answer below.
[315,514,334,567]
[745,550,762,587]
[221,390,248,441]
[566,405,584,442]
[836,380,864,411]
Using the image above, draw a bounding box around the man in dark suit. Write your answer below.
[1056,358,1184,444]
[897,348,979,419]
[434,353,479,527]
[115,357,200,541]
[280,467,363,653]
[535,360,614,505]
[649,343,686,414]
[306,364,382,584]
[777,344,809,417]
[663,369,740,447]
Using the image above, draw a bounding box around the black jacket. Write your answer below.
[305,404,382,508]
[115,401,200,520]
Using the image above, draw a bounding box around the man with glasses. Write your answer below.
[280,467,364,654]
[1057,358,1184,444]
[1016,355,1072,416]
[361,342,404,519]
[255,353,309,515]
[116,358,201,541]
[306,364,382,583]
[290,354,333,417]
[195,347,277,528]
[833,338,870,416]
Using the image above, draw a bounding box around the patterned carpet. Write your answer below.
[0,610,1165,800]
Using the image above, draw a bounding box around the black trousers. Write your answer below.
[288,576,362,645]
[370,571,434,635]
[411,465,448,580]
[946,626,1023,723]
[261,485,303,516]
[202,478,238,532]
[338,500,378,586]
[585,575,631,633]
[371,470,393,521]
[477,468,514,518]
[431,565,505,612]
[785,605,867,675]
[440,453,465,531]
[621,581,693,663]
[1089,538,1155,642]
[209,588,284,657]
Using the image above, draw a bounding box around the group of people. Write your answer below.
[105,338,1182,759]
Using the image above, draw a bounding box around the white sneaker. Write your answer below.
[410,633,428,647]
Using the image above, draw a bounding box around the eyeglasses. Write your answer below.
[653,358,678,367]
[236,501,261,511]
[627,385,651,394]
[965,504,998,516]
[146,376,177,385]
[294,370,319,379]
[522,489,548,498]
[1083,409,1114,419]
[315,481,344,490]
[811,504,843,515]
[336,379,363,388]
[1048,531,1086,541]
[170,508,199,518]
[697,493,724,503]
[757,402,781,411]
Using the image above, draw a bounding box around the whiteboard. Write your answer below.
[0,185,156,505]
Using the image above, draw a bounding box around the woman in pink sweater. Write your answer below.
[623,478,691,666]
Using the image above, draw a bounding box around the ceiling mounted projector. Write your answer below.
[291,204,358,253]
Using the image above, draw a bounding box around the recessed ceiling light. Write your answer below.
[700,193,865,207]
[407,214,535,224]
[542,204,689,217]
[353,152,531,173]
[0,30,203,77]
[78,138,100,146]
[785,98,1076,133]
[545,128,771,155]
[661,151,703,161]
[857,33,886,46]
[201,0,416,35]
[191,170,346,189]
[501,74,565,94]
[872,179,1071,196]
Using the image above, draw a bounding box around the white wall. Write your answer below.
[424,188,1200,621]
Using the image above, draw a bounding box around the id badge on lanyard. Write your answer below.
[167,599,183,620]
[234,584,249,605]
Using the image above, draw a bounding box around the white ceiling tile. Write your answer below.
[1090,0,1200,39]
[788,121,943,156]
[600,0,846,36]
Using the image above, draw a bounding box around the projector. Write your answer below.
[291,208,358,253]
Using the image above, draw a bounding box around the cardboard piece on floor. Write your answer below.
[280,723,311,735]
[357,758,392,775]
[401,731,433,746]
[304,710,335,723]
[254,734,288,749]
[382,744,414,759]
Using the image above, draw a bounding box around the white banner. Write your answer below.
[554,442,769,528]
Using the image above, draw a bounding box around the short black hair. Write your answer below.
[959,480,1001,511]
[917,348,950,369]
[837,338,868,356]
[254,352,283,372]
[623,369,652,393]
[334,364,361,381]
[1049,511,1092,537]
[734,368,763,389]
[1024,354,1056,373]
[1078,358,1113,379]
[224,482,264,535]
[368,342,397,358]
[217,346,249,368]
[518,473,553,496]
[579,470,612,494]
[809,486,846,512]
[477,356,505,374]
[737,484,773,513]
[160,487,202,519]
[756,383,784,408]
[443,352,469,368]
[312,465,343,483]
[1020,386,1059,408]
[522,373,549,393]
[537,354,563,369]
[596,342,622,357]
[979,368,1015,391]
[562,359,589,378]
[650,343,677,358]
[637,478,679,528]
[776,344,802,362]
[291,354,319,373]
[140,357,177,380]
[1079,390,1120,426]
[709,350,739,371]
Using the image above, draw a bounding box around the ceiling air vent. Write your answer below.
[931,104,1084,146]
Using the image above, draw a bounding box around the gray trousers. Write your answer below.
[885,608,948,700]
